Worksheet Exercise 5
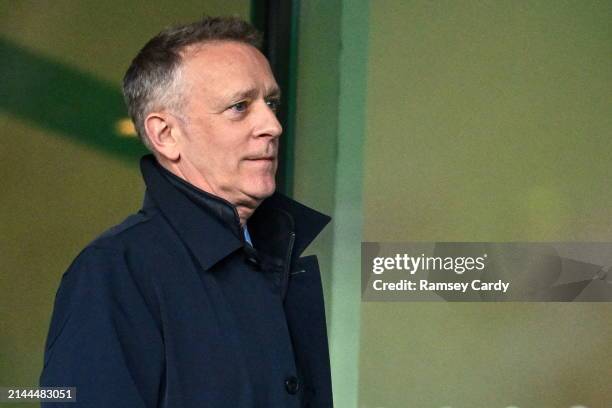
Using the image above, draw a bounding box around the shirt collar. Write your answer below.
[140,155,331,271]
[243,225,253,246]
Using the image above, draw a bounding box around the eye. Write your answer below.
[229,101,248,113]
[266,98,280,112]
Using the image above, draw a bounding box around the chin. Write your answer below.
[244,178,276,201]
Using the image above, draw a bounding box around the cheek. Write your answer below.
[216,143,252,183]
[191,123,240,168]
[188,119,257,180]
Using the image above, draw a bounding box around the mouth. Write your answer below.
[244,155,276,162]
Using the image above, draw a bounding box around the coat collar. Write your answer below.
[140,155,330,272]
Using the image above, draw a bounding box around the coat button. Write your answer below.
[284,376,300,395]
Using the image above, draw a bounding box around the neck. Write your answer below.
[156,155,262,227]
[235,203,256,227]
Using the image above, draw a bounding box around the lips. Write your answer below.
[244,155,276,161]
[245,158,275,167]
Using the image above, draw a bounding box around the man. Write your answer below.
[40,16,333,408]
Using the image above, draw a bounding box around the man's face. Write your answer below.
[174,41,282,208]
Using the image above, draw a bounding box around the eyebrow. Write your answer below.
[225,86,282,103]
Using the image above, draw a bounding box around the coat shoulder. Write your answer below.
[49,209,170,352]
[91,208,160,250]
[70,207,180,300]
[86,207,180,259]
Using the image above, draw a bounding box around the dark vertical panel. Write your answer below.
[251,0,300,196]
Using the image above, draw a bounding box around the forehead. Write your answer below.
[179,41,277,98]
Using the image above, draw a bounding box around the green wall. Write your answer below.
[292,1,369,406]
[360,1,612,407]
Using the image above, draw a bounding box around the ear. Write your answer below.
[144,112,182,161]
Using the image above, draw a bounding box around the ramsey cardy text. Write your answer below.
[372,279,510,293]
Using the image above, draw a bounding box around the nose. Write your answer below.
[253,100,283,138]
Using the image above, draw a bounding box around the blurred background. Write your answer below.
[1,1,611,407]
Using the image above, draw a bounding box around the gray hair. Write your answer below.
[122,16,263,150]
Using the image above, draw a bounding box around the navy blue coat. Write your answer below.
[40,155,333,407]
